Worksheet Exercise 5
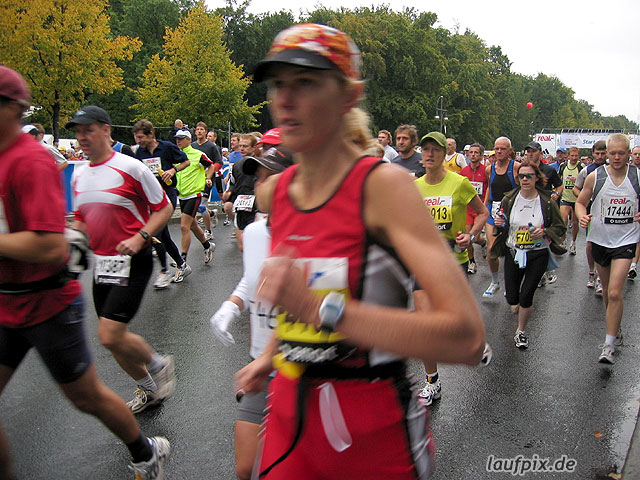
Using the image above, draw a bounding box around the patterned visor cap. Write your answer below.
[253,23,362,82]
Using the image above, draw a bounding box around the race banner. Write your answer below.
[535,133,637,153]
[559,132,610,149]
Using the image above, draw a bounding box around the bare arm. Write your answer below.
[0,231,68,264]
[457,195,489,250]
[234,333,278,395]
[576,171,595,228]
[484,165,492,207]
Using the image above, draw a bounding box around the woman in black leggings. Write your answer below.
[490,160,566,349]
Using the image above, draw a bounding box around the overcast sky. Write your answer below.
[208,0,640,127]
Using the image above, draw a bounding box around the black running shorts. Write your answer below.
[0,298,92,384]
[92,248,153,323]
[179,196,201,218]
[591,242,636,268]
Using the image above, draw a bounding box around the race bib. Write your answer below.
[470,181,484,196]
[94,254,131,286]
[233,195,256,212]
[424,196,453,230]
[601,196,635,224]
[564,176,576,189]
[513,226,534,249]
[143,157,161,175]
[276,257,356,365]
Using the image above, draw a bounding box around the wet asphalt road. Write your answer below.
[2,221,639,479]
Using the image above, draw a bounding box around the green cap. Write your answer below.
[419,131,446,149]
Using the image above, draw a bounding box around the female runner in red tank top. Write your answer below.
[232,23,486,480]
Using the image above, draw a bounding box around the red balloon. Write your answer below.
[526,102,533,109]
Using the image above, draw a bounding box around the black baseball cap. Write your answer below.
[525,141,542,151]
[243,146,294,175]
[64,105,112,129]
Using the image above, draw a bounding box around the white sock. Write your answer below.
[137,374,158,393]
[631,263,637,268]
[491,272,500,283]
[147,354,165,374]
[605,335,616,346]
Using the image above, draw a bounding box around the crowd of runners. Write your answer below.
[1,21,639,480]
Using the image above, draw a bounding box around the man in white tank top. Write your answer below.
[576,133,640,364]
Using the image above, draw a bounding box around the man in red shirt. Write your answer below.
[0,66,170,480]
[459,143,489,273]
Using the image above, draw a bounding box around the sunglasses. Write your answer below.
[518,173,535,179]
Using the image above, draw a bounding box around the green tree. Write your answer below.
[215,0,294,129]
[0,0,141,140]
[87,0,191,134]
[133,2,262,130]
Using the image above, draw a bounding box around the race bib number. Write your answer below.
[424,196,453,230]
[564,176,576,189]
[471,181,484,196]
[601,196,635,224]
[276,257,356,365]
[233,195,255,212]
[514,226,534,249]
[94,254,131,286]
[143,157,161,175]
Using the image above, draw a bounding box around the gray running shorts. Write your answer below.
[236,376,273,424]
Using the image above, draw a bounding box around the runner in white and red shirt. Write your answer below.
[68,106,178,425]
[0,69,169,480]
[459,143,489,274]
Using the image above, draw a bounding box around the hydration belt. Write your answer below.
[0,269,75,295]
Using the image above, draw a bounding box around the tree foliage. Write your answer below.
[7,0,636,145]
[0,0,141,139]
[133,2,262,131]
[215,4,638,148]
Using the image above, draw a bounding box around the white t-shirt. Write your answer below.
[230,218,276,359]
[507,192,549,251]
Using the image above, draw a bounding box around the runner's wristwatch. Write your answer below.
[138,230,150,241]
[318,292,346,332]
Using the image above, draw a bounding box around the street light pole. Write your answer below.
[434,95,448,134]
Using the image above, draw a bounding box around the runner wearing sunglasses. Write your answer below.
[490,161,566,349]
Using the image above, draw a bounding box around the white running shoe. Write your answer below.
[129,436,170,480]
[417,378,441,406]
[483,282,500,297]
[204,243,216,264]
[153,272,172,290]
[514,330,529,349]
[595,278,603,296]
[598,344,615,364]
[546,271,557,284]
[586,272,596,288]
[204,230,213,241]
[569,244,576,255]
[127,388,165,414]
[172,263,192,283]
